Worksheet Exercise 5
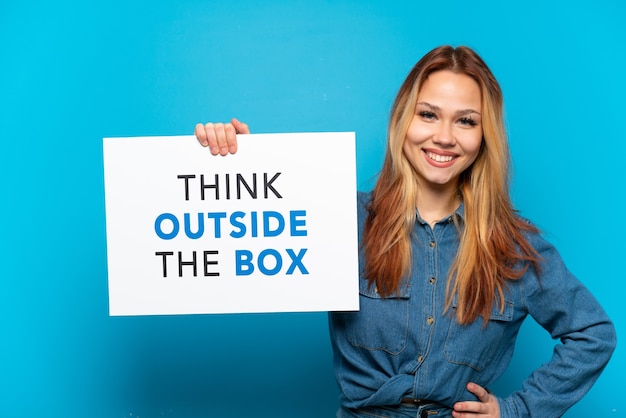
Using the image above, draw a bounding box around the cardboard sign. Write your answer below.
[103,133,359,315]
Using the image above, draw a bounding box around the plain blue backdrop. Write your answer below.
[1,1,624,417]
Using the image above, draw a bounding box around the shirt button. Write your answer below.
[429,241,436,248]
[374,286,378,294]
[427,316,434,325]
[429,277,436,284]
[418,355,424,363]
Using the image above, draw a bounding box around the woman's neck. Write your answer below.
[415,183,461,227]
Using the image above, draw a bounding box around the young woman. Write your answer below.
[194,46,616,418]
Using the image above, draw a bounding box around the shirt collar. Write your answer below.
[415,201,465,225]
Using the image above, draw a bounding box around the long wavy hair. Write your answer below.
[363,45,541,324]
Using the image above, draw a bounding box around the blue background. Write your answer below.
[1,1,624,417]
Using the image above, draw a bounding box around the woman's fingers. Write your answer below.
[223,122,238,154]
[232,117,250,135]
[213,123,229,155]
[195,120,244,155]
[452,383,500,417]
[466,382,490,403]
[194,123,209,147]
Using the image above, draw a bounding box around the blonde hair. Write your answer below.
[363,46,540,324]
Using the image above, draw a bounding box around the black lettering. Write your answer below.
[155,251,174,277]
[237,173,257,199]
[203,250,219,277]
[177,175,195,201]
[178,251,198,277]
[200,174,219,200]
[226,173,231,200]
[264,172,282,198]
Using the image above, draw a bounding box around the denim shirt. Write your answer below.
[329,192,616,417]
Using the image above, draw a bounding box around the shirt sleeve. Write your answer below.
[498,233,616,418]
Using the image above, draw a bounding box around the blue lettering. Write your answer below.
[286,248,308,274]
[207,212,227,238]
[229,211,246,238]
[263,211,285,237]
[289,210,307,236]
[155,213,179,240]
[251,211,258,237]
[184,212,204,239]
[235,250,254,275]
[258,249,282,275]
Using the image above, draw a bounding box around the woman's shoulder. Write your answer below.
[357,190,372,205]
[356,191,373,224]
[514,213,563,261]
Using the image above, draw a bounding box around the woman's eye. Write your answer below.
[458,117,477,127]
[419,111,436,120]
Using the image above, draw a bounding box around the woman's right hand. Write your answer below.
[194,117,250,156]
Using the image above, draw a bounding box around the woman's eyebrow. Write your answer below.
[417,102,481,116]
[456,108,481,117]
[417,101,439,111]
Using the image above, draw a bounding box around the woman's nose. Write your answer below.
[433,123,455,146]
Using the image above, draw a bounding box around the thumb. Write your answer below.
[232,117,250,134]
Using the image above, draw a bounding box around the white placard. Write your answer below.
[103,133,359,316]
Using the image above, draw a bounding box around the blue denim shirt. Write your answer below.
[329,192,616,417]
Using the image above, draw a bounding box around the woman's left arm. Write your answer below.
[498,234,616,417]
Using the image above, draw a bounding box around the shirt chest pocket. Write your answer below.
[345,280,411,355]
[443,298,515,371]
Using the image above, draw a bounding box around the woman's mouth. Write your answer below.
[425,151,455,163]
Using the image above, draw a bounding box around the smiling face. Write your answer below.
[403,70,483,196]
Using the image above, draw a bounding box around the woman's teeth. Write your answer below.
[426,151,454,162]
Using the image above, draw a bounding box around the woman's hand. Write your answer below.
[194,117,250,156]
[452,382,500,417]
